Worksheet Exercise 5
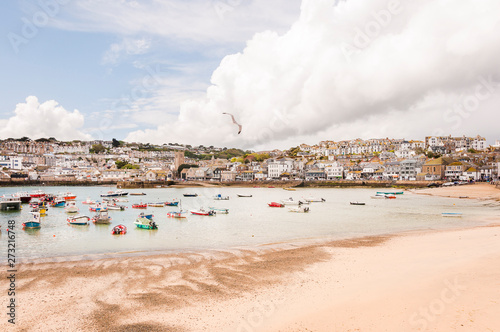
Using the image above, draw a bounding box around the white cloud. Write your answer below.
[125,0,500,148]
[0,96,92,141]
[52,0,301,46]
[102,38,151,65]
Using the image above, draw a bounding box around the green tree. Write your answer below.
[112,138,121,148]
[90,144,106,154]
[177,164,199,174]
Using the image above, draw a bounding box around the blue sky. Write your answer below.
[1,0,499,149]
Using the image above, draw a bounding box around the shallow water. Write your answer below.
[0,186,498,262]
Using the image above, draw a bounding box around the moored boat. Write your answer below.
[147,203,164,207]
[92,211,112,224]
[165,201,179,206]
[67,215,90,226]
[0,196,22,211]
[132,203,147,209]
[283,188,296,191]
[304,197,326,203]
[135,213,158,229]
[213,194,229,200]
[376,191,404,195]
[14,192,32,203]
[237,194,253,198]
[268,202,284,208]
[190,208,216,216]
[167,211,187,218]
[89,203,108,212]
[59,192,77,200]
[23,212,41,229]
[289,206,310,213]
[350,202,366,206]
[111,224,127,235]
[29,189,46,198]
[64,201,79,213]
[82,197,96,205]
[100,190,128,197]
[130,192,146,196]
[183,193,198,197]
[51,198,66,207]
[442,212,463,217]
[209,207,229,214]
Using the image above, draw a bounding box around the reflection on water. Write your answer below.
[0,185,498,262]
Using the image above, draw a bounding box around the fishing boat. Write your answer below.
[190,208,216,216]
[442,212,463,217]
[213,194,229,200]
[209,207,229,214]
[130,192,146,196]
[105,203,126,211]
[30,203,48,215]
[165,201,179,206]
[268,202,285,208]
[92,211,112,224]
[89,203,108,212]
[23,212,41,229]
[67,215,90,226]
[237,194,253,198]
[0,196,22,211]
[376,191,404,195]
[51,198,66,207]
[64,201,79,213]
[350,202,366,206]
[147,203,164,207]
[132,203,147,209]
[29,189,46,198]
[134,213,158,229]
[289,206,310,213]
[82,197,96,205]
[13,192,32,203]
[183,193,198,197]
[167,211,187,219]
[59,192,77,200]
[100,190,128,197]
[304,197,326,203]
[111,224,127,235]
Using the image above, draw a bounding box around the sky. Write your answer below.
[1,0,499,150]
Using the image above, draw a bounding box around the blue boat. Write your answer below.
[134,213,157,229]
[23,212,41,229]
[442,212,463,217]
[165,201,179,206]
[52,198,66,207]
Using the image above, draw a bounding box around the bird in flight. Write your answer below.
[222,112,242,134]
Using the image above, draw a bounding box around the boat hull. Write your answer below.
[23,222,41,229]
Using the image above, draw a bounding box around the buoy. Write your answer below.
[53,235,56,237]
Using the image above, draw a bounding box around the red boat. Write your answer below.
[59,192,77,200]
[190,209,216,216]
[30,190,46,198]
[268,202,284,208]
[111,224,127,235]
[132,203,147,209]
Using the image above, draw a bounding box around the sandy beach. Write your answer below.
[2,184,500,331]
[414,182,500,201]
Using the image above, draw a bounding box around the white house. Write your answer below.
[325,163,344,179]
[267,158,295,179]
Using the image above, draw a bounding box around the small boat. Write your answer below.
[23,212,41,229]
[442,212,463,217]
[190,209,216,216]
[283,188,296,191]
[370,195,385,199]
[281,197,301,205]
[237,194,253,198]
[304,197,326,203]
[82,197,96,205]
[67,215,90,226]
[89,203,108,212]
[385,195,396,199]
[213,194,229,200]
[148,203,164,207]
[132,203,147,209]
[459,196,469,199]
[51,198,66,207]
[64,201,79,213]
[376,191,404,195]
[13,192,32,203]
[130,192,147,196]
[135,213,158,229]
[105,203,126,211]
[289,206,310,213]
[100,190,128,197]
[59,192,77,200]
[115,197,129,202]
[268,202,285,208]
[92,211,112,224]
[30,203,48,215]
[350,202,366,206]
[167,211,187,219]
[183,193,198,197]
[165,201,179,206]
[209,207,229,214]
[111,224,127,235]
[0,196,22,211]
[29,190,46,198]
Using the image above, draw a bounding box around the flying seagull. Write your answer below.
[222,112,242,134]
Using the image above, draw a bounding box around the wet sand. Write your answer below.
[414,182,500,201]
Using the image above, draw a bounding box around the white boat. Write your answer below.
[281,197,300,205]
[370,195,386,199]
[304,197,326,203]
[82,197,96,205]
[64,201,79,213]
[442,212,463,217]
[100,190,128,197]
[0,196,22,211]
[209,207,229,214]
[213,194,229,200]
[135,213,158,229]
[289,206,310,213]
[92,211,112,224]
[67,215,90,226]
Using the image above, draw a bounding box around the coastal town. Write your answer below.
[1,135,499,185]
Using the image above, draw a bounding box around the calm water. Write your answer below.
[1,186,498,262]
